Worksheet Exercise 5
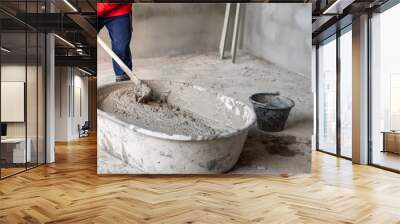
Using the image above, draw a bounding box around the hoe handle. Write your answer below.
[97,36,141,86]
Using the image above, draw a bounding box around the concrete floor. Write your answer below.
[98,52,313,175]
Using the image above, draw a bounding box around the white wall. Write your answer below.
[54,67,89,141]
[55,66,69,141]
[1,65,36,138]
[242,3,312,76]
[1,65,27,141]
[1,63,46,164]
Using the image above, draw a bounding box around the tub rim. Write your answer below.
[97,80,256,142]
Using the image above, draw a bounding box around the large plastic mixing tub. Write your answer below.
[97,80,256,174]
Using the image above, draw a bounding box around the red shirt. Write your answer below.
[97,3,132,18]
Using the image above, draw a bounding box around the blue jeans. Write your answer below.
[98,14,132,77]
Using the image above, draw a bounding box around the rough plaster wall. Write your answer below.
[98,3,226,63]
[242,3,312,76]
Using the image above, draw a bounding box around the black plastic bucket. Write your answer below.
[249,92,295,132]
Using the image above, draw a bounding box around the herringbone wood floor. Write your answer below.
[1,135,400,224]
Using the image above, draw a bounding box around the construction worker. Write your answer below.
[97,3,133,82]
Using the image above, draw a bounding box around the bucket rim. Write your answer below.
[249,93,295,110]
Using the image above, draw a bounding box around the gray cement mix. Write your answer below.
[99,84,231,137]
[134,82,153,103]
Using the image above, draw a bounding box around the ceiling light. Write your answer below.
[323,0,341,14]
[54,34,75,48]
[78,67,93,76]
[1,47,11,53]
[322,0,354,15]
[63,0,78,12]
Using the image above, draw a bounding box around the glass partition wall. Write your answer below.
[316,0,400,172]
[317,35,337,155]
[339,28,352,159]
[370,3,400,171]
[0,1,46,179]
[316,26,352,159]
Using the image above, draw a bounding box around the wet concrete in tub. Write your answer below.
[99,84,233,137]
[98,52,313,175]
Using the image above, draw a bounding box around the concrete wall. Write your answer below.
[242,3,312,76]
[98,3,226,63]
[55,67,89,141]
[99,3,310,76]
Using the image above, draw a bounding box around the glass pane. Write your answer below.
[340,29,352,158]
[27,31,38,169]
[26,0,40,170]
[318,37,337,154]
[0,0,46,178]
[1,31,27,177]
[371,4,400,171]
[38,32,45,165]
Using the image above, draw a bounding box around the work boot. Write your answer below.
[116,73,131,82]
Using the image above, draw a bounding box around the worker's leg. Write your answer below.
[105,14,132,78]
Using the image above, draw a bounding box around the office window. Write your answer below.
[0,31,28,178]
[0,1,46,179]
[317,36,337,154]
[371,3,400,171]
[340,28,352,158]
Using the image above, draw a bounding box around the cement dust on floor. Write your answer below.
[98,52,313,175]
